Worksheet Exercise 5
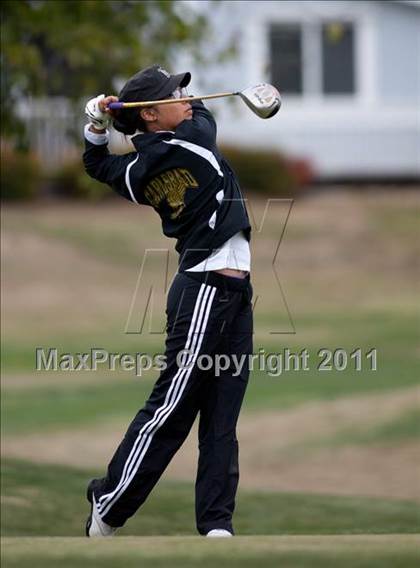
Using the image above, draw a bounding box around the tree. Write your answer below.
[1,0,215,147]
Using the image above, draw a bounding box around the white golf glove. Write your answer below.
[85,94,111,130]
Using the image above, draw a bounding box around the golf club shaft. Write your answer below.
[108,91,238,110]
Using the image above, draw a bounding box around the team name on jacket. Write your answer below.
[145,168,199,219]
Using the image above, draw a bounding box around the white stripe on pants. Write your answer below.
[97,282,217,518]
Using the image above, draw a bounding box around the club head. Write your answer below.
[238,83,282,119]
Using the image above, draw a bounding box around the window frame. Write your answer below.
[266,16,363,103]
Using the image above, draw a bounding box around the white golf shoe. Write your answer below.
[206,529,233,538]
[86,481,116,538]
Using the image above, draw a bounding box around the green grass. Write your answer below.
[3,304,418,368]
[2,362,419,436]
[365,408,420,442]
[2,305,419,437]
[1,377,155,435]
[2,313,419,435]
[2,459,420,538]
[2,536,420,568]
[1,336,166,374]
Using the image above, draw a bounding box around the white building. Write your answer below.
[182,0,420,179]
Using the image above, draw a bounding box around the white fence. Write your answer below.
[17,97,132,170]
[17,98,86,170]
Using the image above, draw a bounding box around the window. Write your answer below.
[322,22,355,94]
[269,20,356,97]
[269,24,302,94]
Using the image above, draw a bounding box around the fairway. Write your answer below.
[2,191,419,567]
[2,535,420,568]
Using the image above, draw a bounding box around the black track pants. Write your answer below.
[92,270,253,535]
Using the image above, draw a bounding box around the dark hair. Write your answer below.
[112,108,148,135]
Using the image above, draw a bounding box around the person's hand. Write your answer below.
[85,94,118,130]
[98,95,119,114]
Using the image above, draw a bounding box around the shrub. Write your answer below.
[1,142,314,202]
[220,145,314,196]
[1,143,42,200]
[47,160,112,201]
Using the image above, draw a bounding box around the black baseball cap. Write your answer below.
[118,64,191,103]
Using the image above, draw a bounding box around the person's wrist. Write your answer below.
[89,125,107,134]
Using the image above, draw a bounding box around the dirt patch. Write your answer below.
[3,387,419,500]
[1,495,32,507]
[249,189,420,315]
[1,419,128,471]
[1,231,135,338]
[238,443,420,500]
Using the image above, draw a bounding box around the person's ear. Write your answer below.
[140,108,157,124]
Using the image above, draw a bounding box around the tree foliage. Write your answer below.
[1,0,212,143]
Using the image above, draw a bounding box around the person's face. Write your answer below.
[140,87,192,131]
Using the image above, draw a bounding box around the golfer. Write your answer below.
[83,64,253,538]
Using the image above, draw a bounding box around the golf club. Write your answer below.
[107,83,281,119]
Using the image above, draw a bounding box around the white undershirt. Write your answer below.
[186,230,251,272]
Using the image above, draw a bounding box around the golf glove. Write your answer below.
[85,94,111,130]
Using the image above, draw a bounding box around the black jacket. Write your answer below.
[83,101,251,271]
